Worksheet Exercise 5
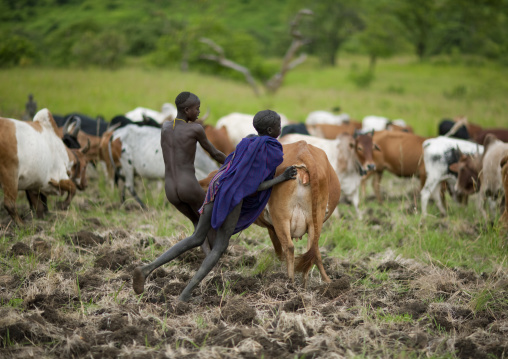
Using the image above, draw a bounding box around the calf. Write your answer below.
[421,136,484,216]
[255,141,340,286]
[0,109,90,224]
[280,132,377,218]
[366,130,428,203]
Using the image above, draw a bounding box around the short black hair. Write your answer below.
[253,110,280,134]
[175,92,199,110]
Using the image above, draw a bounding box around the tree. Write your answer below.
[356,0,404,72]
[300,0,364,66]
[393,0,437,61]
[199,9,313,96]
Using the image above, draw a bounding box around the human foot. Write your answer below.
[132,266,147,294]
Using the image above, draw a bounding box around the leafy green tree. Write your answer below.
[297,0,364,66]
[356,0,404,72]
[72,30,127,69]
[0,33,37,67]
[393,0,437,61]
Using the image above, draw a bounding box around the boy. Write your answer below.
[134,110,297,302]
[161,92,226,253]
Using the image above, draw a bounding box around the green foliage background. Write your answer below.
[1,0,507,70]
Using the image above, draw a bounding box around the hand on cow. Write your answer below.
[282,165,298,181]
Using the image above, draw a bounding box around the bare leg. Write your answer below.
[172,201,213,254]
[133,203,214,294]
[178,201,243,302]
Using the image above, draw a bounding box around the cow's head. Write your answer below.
[449,153,482,196]
[69,139,91,190]
[352,130,379,174]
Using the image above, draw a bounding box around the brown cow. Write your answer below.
[255,141,341,286]
[475,129,508,145]
[365,130,428,202]
[203,125,235,155]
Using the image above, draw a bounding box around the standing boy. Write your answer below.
[161,92,226,254]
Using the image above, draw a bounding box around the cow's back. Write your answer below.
[373,130,427,176]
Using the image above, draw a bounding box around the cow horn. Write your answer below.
[81,138,91,154]
[106,122,122,132]
[71,115,81,137]
[199,107,211,122]
[62,115,73,136]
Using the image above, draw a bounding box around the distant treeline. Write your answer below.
[1,0,507,76]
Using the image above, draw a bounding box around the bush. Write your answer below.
[0,33,37,67]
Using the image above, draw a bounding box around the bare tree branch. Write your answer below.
[199,8,312,96]
[265,9,313,93]
[199,38,260,96]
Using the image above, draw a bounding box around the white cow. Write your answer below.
[125,103,177,124]
[215,112,289,147]
[112,125,218,207]
[279,133,376,219]
[421,136,484,216]
[0,109,90,224]
[305,110,350,126]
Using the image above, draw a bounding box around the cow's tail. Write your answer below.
[295,144,321,274]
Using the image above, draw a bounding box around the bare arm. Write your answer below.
[257,165,297,192]
[195,126,227,164]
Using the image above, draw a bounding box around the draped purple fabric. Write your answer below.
[200,136,283,234]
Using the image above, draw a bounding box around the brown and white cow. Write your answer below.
[0,109,90,224]
[365,130,428,203]
[279,133,376,219]
[255,141,341,286]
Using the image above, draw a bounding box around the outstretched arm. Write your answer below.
[195,126,227,164]
[257,165,297,192]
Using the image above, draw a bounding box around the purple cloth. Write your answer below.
[200,136,283,234]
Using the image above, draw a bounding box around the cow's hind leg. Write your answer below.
[272,221,295,282]
[26,190,48,219]
[266,226,283,260]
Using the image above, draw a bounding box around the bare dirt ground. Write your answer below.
[1,175,508,358]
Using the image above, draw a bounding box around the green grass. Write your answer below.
[1,55,507,136]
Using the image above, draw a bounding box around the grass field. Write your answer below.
[1,55,507,135]
[1,57,508,358]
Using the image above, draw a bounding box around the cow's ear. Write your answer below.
[449,162,459,173]
[374,143,381,151]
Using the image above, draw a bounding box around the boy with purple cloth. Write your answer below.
[133,109,297,302]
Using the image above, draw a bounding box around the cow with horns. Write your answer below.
[0,109,91,224]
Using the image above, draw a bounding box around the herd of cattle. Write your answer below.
[1,104,508,282]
